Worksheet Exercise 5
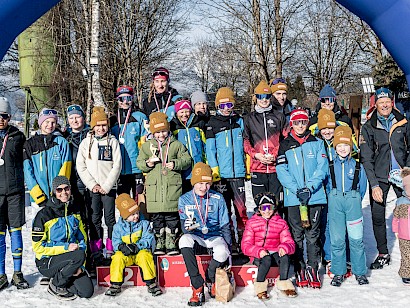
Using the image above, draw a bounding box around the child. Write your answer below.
[170,99,207,193]
[327,126,368,286]
[77,107,122,259]
[393,167,410,285]
[105,193,162,296]
[137,112,191,255]
[276,108,328,288]
[241,192,296,300]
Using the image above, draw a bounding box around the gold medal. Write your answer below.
[162,168,168,176]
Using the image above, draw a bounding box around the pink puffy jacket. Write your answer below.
[392,198,410,240]
[241,213,295,259]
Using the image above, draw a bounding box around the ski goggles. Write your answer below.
[118,95,133,103]
[66,104,84,113]
[218,102,234,110]
[255,94,272,100]
[40,109,58,116]
[271,77,286,85]
[152,70,169,80]
[319,97,336,104]
[0,113,10,120]
[291,120,309,126]
[259,203,274,211]
[55,186,71,193]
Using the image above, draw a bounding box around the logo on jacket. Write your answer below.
[194,135,200,142]
[52,152,61,160]
[267,119,276,128]
[215,183,227,194]
[307,150,314,158]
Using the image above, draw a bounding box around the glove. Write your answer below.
[127,243,139,255]
[184,217,199,231]
[118,243,133,256]
[296,187,311,205]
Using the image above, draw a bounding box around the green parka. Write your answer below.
[137,135,191,213]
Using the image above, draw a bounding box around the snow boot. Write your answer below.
[154,228,166,255]
[345,262,353,278]
[206,282,216,298]
[105,238,114,259]
[40,277,51,285]
[402,278,410,286]
[48,278,77,301]
[276,279,297,297]
[295,269,309,288]
[105,284,122,296]
[11,271,29,289]
[254,280,269,300]
[306,266,321,288]
[355,275,369,285]
[147,282,163,296]
[370,254,390,269]
[330,275,344,287]
[0,274,8,291]
[165,227,179,255]
[188,285,205,306]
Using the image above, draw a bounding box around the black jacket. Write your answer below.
[0,125,26,195]
[361,109,410,188]
[142,87,179,116]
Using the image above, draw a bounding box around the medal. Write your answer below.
[118,108,131,144]
[202,227,209,234]
[0,134,9,167]
[119,137,125,144]
[0,159,4,166]
[192,190,210,235]
[158,138,171,175]
[162,168,168,176]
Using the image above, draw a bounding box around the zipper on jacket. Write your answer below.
[263,113,269,173]
[130,223,132,244]
[292,148,299,165]
[65,203,71,242]
[342,160,345,193]
[229,118,236,178]
[261,218,269,247]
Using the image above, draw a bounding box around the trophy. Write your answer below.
[149,143,161,163]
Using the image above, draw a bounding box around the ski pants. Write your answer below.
[117,173,144,201]
[254,253,290,282]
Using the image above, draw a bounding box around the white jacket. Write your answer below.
[76,133,122,193]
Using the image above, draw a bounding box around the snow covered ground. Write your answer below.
[2,183,407,307]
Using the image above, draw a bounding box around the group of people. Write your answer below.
[0,66,409,305]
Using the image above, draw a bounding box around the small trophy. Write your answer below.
[149,143,161,163]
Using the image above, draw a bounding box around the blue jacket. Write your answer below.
[205,113,245,179]
[327,155,367,199]
[276,132,329,207]
[171,114,206,180]
[112,216,155,253]
[178,189,231,246]
[111,110,148,175]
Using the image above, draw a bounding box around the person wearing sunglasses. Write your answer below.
[111,85,148,205]
[241,192,297,300]
[244,80,289,200]
[276,108,328,289]
[31,176,93,300]
[142,67,179,119]
[24,108,72,208]
[206,87,247,255]
[0,97,29,291]
[269,78,294,123]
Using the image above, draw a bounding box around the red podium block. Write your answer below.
[97,266,145,287]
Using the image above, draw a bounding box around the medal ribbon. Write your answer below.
[192,190,209,226]
[118,108,132,140]
[0,134,9,162]
[158,137,171,168]
[154,91,172,113]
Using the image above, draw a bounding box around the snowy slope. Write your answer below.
[2,183,407,307]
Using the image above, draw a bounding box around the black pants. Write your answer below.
[71,186,90,229]
[117,174,144,199]
[369,182,402,254]
[182,179,192,194]
[287,204,322,271]
[36,250,94,298]
[251,172,282,198]
[151,212,180,233]
[88,190,116,240]
[254,253,290,281]
[0,192,25,230]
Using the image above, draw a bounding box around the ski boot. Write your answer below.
[188,285,205,306]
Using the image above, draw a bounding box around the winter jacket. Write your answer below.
[243,108,288,173]
[76,133,122,193]
[0,125,26,195]
[326,155,367,199]
[112,216,155,253]
[241,213,295,259]
[178,189,231,246]
[23,133,72,205]
[142,87,179,118]
[136,135,191,213]
[65,125,90,192]
[272,98,294,123]
[361,109,410,188]
[276,132,329,207]
[393,196,410,240]
[310,103,353,129]
[171,114,207,180]
[31,197,87,260]
[111,109,148,175]
[206,112,246,179]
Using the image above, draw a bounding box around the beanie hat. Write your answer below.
[116,193,139,219]
[116,85,134,97]
[254,80,272,95]
[52,176,71,194]
[152,67,169,81]
[66,104,85,118]
[270,78,287,93]
[149,112,170,134]
[90,106,108,129]
[175,99,192,113]
[0,97,11,115]
[333,126,353,148]
[190,91,208,107]
[289,108,309,126]
[191,162,213,186]
[254,192,277,213]
[38,108,58,127]
[317,109,336,130]
[215,87,235,108]
[375,87,393,101]
[319,84,336,98]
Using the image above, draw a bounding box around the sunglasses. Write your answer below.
[256,94,272,100]
[218,102,234,110]
[259,203,274,211]
[292,120,309,126]
[118,96,133,103]
[0,113,10,120]
[320,97,336,104]
[56,186,71,193]
[41,109,58,116]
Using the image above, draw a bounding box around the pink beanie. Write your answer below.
[38,108,58,127]
[175,99,192,113]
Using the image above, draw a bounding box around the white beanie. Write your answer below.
[190,91,208,107]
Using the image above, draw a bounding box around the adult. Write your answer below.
[361,87,410,269]
[0,97,29,290]
[142,67,179,119]
[269,78,294,122]
[244,80,288,198]
[178,162,231,306]
[31,176,93,300]
[24,108,71,207]
[111,85,148,201]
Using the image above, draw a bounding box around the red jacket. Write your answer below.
[241,213,295,259]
